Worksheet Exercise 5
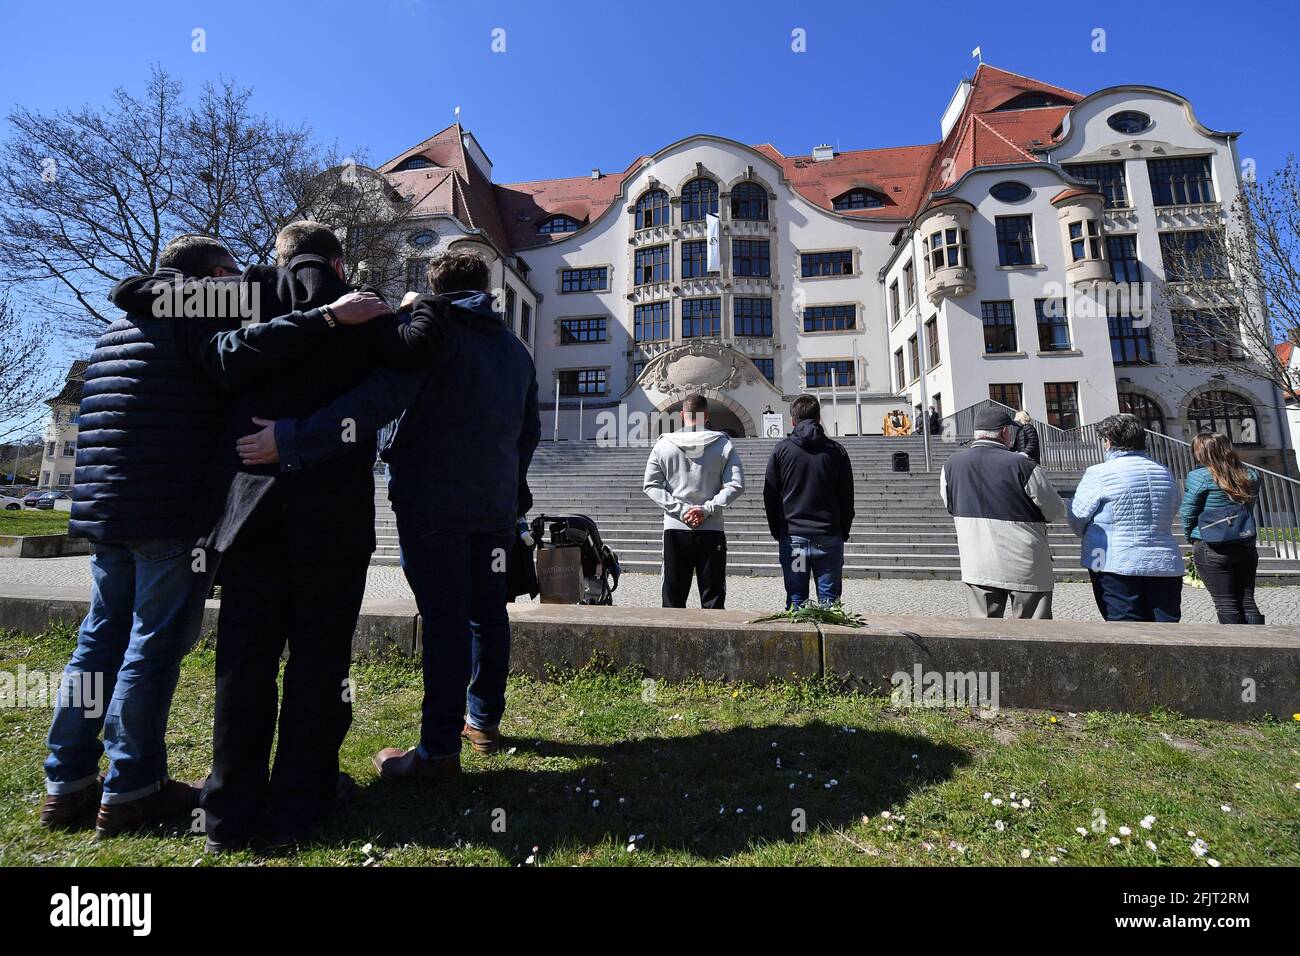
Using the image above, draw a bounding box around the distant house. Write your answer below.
[39,360,88,490]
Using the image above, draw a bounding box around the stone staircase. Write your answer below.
[372,436,1300,582]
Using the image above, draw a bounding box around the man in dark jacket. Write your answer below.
[1011,410,1042,463]
[232,251,540,783]
[41,234,387,839]
[763,395,855,608]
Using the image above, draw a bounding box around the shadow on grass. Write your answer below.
[310,721,970,862]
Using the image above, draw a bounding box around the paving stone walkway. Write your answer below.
[4,556,1300,625]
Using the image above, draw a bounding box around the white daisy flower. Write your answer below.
[1191,839,1209,857]
[995,820,1006,831]
[1207,858,1220,867]
[1145,840,1157,852]
[1108,836,1121,846]
[1118,826,1132,836]
[1020,849,1031,859]
[1140,815,1156,829]
[1076,827,1088,836]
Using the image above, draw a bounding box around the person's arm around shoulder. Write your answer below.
[1179,468,1212,541]
[702,439,745,516]
[1026,463,1066,523]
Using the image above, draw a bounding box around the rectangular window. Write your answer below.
[681,298,721,338]
[632,360,646,379]
[927,227,967,273]
[1108,313,1154,365]
[1044,382,1080,430]
[981,300,1018,353]
[62,442,76,457]
[45,442,55,457]
[989,383,1023,408]
[681,240,710,278]
[1063,161,1129,208]
[733,298,773,337]
[996,215,1035,266]
[1160,231,1227,282]
[893,349,905,390]
[559,317,608,344]
[1035,298,1071,351]
[561,267,609,292]
[925,317,940,367]
[902,260,915,308]
[753,358,775,383]
[800,250,854,277]
[1107,234,1143,285]
[520,302,532,343]
[405,258,429,293]
[803,304,855,332]
[1068,219,1101,262]
[1148,156,1215,206]
[57,474,71,488]
[907,334,920,382]
[634,246,670,285]
[634,301,671,342]
[557,368,607,396]
[888,280,901,325]
[1172,309,1242,363]
[503,286,516,332]
[805,360,855,388]
[732,239,770,277]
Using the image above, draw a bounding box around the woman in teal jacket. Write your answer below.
[1179,433,1264,624]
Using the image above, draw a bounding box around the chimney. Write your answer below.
[591,168,601,180]
[812,144,835,162]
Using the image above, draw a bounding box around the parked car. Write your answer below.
[35,491,71,510]
[1,493,22,511]
[22,490,46,507]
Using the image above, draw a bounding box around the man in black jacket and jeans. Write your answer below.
[41,234,388,840]
[763,395,855,608]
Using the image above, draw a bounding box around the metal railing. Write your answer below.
[943,398,1300,561]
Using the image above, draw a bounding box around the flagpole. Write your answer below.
[831,367,840,437]
[553,377,560,442]
[852,339,862,436]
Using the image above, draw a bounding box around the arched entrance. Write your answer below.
[660,399,748,437]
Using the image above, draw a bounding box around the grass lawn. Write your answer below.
[0,510,70,536]
[1,623,1296,867]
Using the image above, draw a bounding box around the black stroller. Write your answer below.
[529,513,621,605]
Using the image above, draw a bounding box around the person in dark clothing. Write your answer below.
[235,251,540,781]
[927,405,943,438]
[41,234,388,839]
[1011,410,1042,463]
[1179,432,1264,624]
[763,395,855,608]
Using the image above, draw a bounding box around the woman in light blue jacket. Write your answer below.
[1068,414,1183,622]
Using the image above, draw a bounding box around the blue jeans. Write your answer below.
[778,535,845,609]
[45,540,211,803]
[396,510,513,758]
[1089,571,1182,623]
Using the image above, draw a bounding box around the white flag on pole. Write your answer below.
[971,46,982,62]
[706,213,721,272]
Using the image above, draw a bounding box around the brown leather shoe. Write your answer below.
[373,747,460,782]
[94,779,202,840]
[461,723,502,755]
[39,778,103,830]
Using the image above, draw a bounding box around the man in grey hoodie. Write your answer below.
[643,394,745,608]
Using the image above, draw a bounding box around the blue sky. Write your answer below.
[2,0,1297,183]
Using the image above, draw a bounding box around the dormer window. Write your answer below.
[393,156,436,172]
[538,215,581,234]
[992,92,1073,111]
[832,188,885,211]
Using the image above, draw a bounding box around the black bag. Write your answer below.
[529,514,621,605]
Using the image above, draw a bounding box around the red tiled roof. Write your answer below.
[1278,341,1295,365]
[381,65,1089,254]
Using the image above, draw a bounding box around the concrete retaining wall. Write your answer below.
[0,586,1294,721]
[0,534,90,558]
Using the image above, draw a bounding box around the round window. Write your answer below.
[409,231,437,247]
[1107,110,1152,134]
[989,181,1031,202]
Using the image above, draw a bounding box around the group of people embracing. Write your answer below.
[39,224,539,852]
